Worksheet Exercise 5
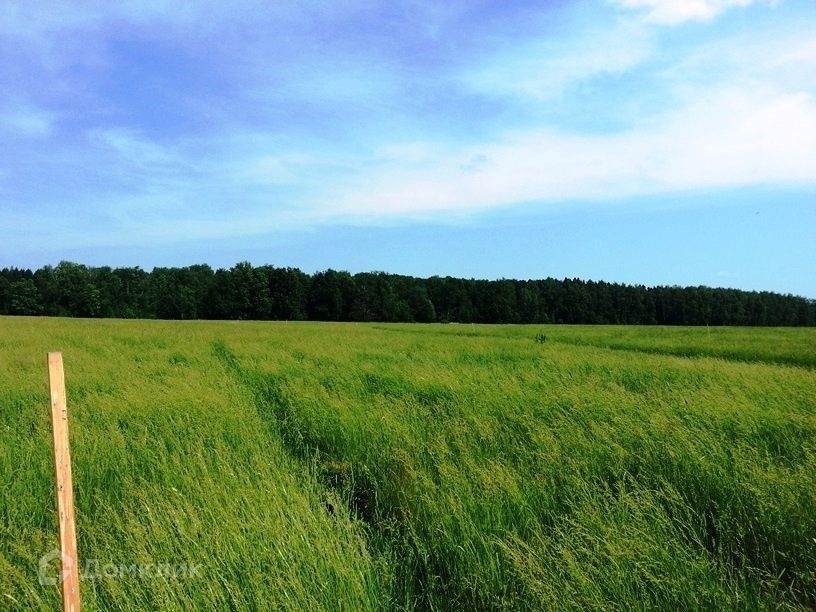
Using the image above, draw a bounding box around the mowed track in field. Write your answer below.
[1,317,814,610]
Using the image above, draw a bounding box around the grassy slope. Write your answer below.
[1,318,814,610]
[538,325,816,369]
[373,324,816,368]
[0,318,386,610]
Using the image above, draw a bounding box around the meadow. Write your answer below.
[1,317,814,610]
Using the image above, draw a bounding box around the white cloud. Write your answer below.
[318,87,816,220]
[322,15,816,223]
[659,30,816,93]
[89,128,175,166]
[242,153,324,186]
[463,23,652,101]
[1,0,811,249]
[0,107,54,137]
[613,0,768,25]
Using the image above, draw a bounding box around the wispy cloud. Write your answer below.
[89,128,176,166]
[318,87,816,220]
[462,22,653,102]
[612,0,769,25]
[307,18,816,221]
[0,0,813,254]
[0,106,54,137]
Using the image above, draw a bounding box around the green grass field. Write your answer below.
[1,317,815,610]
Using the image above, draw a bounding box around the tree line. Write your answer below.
[0,261,813,326]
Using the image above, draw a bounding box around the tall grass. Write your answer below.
[0,318,387,610]
[1,317,814,609]
[534,324,816,368]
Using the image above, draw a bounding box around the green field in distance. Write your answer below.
[2,317,814,610]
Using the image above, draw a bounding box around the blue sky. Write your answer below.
[1,0,814,296]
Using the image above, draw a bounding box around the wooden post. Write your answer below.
[48,352,80,612]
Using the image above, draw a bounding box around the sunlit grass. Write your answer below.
[1,317,814,609]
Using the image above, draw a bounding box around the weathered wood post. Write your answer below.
[48,352,80,612]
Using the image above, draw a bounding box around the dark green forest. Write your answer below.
[0,261,813,325]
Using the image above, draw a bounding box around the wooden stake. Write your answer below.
[48,352,80,612]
